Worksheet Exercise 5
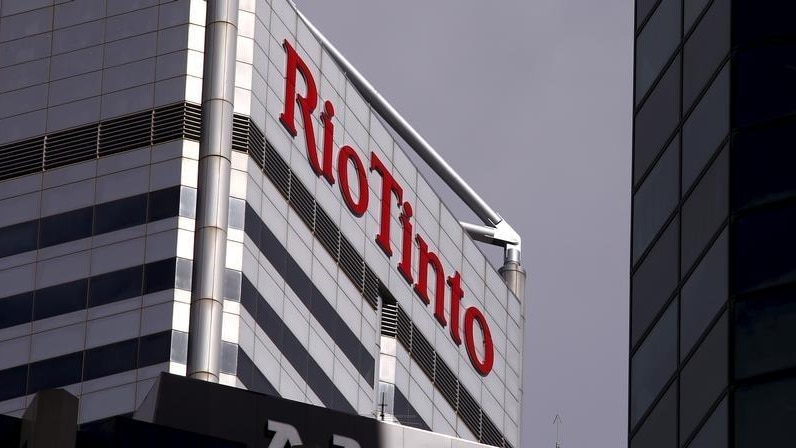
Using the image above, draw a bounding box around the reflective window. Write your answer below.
[634,58,680,186]
[223,269,241,302]
[683,0,730,110]
[143,258,176,294]
[631,218,679,345]
[733,120,796,210]
[27,352,83,394]
[244,203,261,248]
[94,194,147,234]
[84,339,138,380]
[179,186,196,219]
[687,395,727,448]
[682,66,729,191]
[633,138,679,261]
[139,331,172,368]
[34,279,88,320]
[0,220,38,258]
[228,197,245,230]
[636,0,659,28]
[635,0,681,100]
[0,365,27,401]
[735,285,796,379]
[681,147,728,273]
[175,257,193,291]
[148,185,181,222]
[240,275,258,318]
[680,312,728,440]
[0,292,33,329]
[734,202,796,293]
[631,300,677,425]
[681,229,727,357]
[734,42,796,128]
[684,0,711,33]
[733,2,796,48]
[735,375,796,448]
[630,381,676,448]
[40,207,94,248]
[89,265,144,307]
[220,341,237,374]
[170,330,188,364]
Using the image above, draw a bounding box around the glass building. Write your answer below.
[631,0,796,447]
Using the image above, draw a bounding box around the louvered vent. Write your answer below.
[289,179,316,229]
[396,305,413,350]
[381,299,398,338]
[459,386,482,439]
[99,109,152,156]
[482,414,504,447]
[314,206,340,259]
[263,141,291,198]
[0,136,43,181]
[412,327,436,380]
[363,266,379,309]
[435,354,459,409]
[45,125,97,169]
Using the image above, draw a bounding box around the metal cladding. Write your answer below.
[187,0,239,383]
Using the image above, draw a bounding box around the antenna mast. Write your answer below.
[554,414,563,448]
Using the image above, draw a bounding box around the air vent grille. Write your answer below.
[381,299,398,338]
[45,125,97,169]
[0,136,43,180]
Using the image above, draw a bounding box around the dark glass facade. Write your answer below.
[631,1,796,446]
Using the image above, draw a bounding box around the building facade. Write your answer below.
[0,1,524,447]
[631,0,796,446]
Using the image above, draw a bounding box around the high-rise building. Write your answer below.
[631,0,796,446]
[0,1,525,447]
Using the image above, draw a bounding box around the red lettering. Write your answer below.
[337,146,369,217]
[464,307,494,376]
[397,202,414,284]
[369,153,403,256]
[447,272,463,345]
[414,235,447,326]
[279,40,319,171]
[319,101,336,185]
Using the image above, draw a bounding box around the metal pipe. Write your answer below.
[499,259,526,300]
[187,0,239,383]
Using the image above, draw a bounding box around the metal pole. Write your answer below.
[187,0,239,382]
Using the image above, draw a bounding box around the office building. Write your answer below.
[631,0,796,446]
[0,0,525,447]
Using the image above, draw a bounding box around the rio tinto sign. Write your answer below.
[279,41,494,376]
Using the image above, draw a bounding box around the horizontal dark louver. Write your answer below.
[0,136,43,180]
[99,109,152,156]
[314,206,340,259]
[411,327,436,380]
[289,179,316,229]
[435,354,459,409]
[45,125,97,169]
[396,305,413,350]
[459,386,482,439]
[482,414,504,447]
[381,300,398,338]
[363,266,380,309]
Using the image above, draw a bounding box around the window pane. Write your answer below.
[34,278,88,320]
[40,207,94,248]
[632,217,679,345]
[143,258,176,294]
[630,381,676,448]
[0,365,27,401]
[633,138,679,260]
[89,265,144,307]
[686,395,727,448]
[681,228,727,357]
[680,312,728,441]
[179,186,196,219]
[681,147,728,273]
[636,0,660,28]
[635,0,681,101]
[733,120,796,210]
[631,300,678,425]
[27,352,83,394]
[84,338,138,380]
[733,202,796,293]
[94,193,147,234]
[735,285,796,379]
[635,59,680,187]
[683,0,730,111]
[139,331,172,368]
[734,42,796,128]
[684,0,710,33]
[733,1,796,48]
[175,257,192,291]
[0,220,38,258]
[0,291,33,329]
[735,374,796,448]
[682,66,729,191]
[148,185,181,222]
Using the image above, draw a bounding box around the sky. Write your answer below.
[292,1,633,447]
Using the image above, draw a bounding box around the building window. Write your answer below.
[635,0,681,101]
[735,285,796,379]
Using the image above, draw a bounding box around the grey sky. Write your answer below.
[293,1,633,447]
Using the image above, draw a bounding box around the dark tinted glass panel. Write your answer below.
[683,0,729,111]
[223,269,241,302]
[40,207,93,248]
[143,258,176,294]
[0,365,27,401]
[228,197,245,230]
[0,220,38,258]
[148,186,181,221]
[139,331,172,367]
[735,285,796,379]
[681,229,727,357]
[680,312,728,440]
[681,147,728,272]
[630,381,676,447]
[635,0,680,100]
[735,374,796,448]
[34,279,88,320]
[631,218,679,345]
[684,0,710,32]
[28,352,83,393]
[84,339,138,380]
[686,395,727,448]
[631,300,677,425]
[170,330,188,364]
[682,66,729,191]
[244,204,261,248]
[733,120,796,210]
[94,194,147,234]
[633,138,679,261]
[734,42,796,128]
[89,265,143,307]
[733,1,796,48]
[179,186,196,219]
[220,341,237,374]
[0,292,32,329]
[175,257,192,291]
[734,202,796,292]
[240,275,257,318]
[634,55,680,186]
[636,0,659,28]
